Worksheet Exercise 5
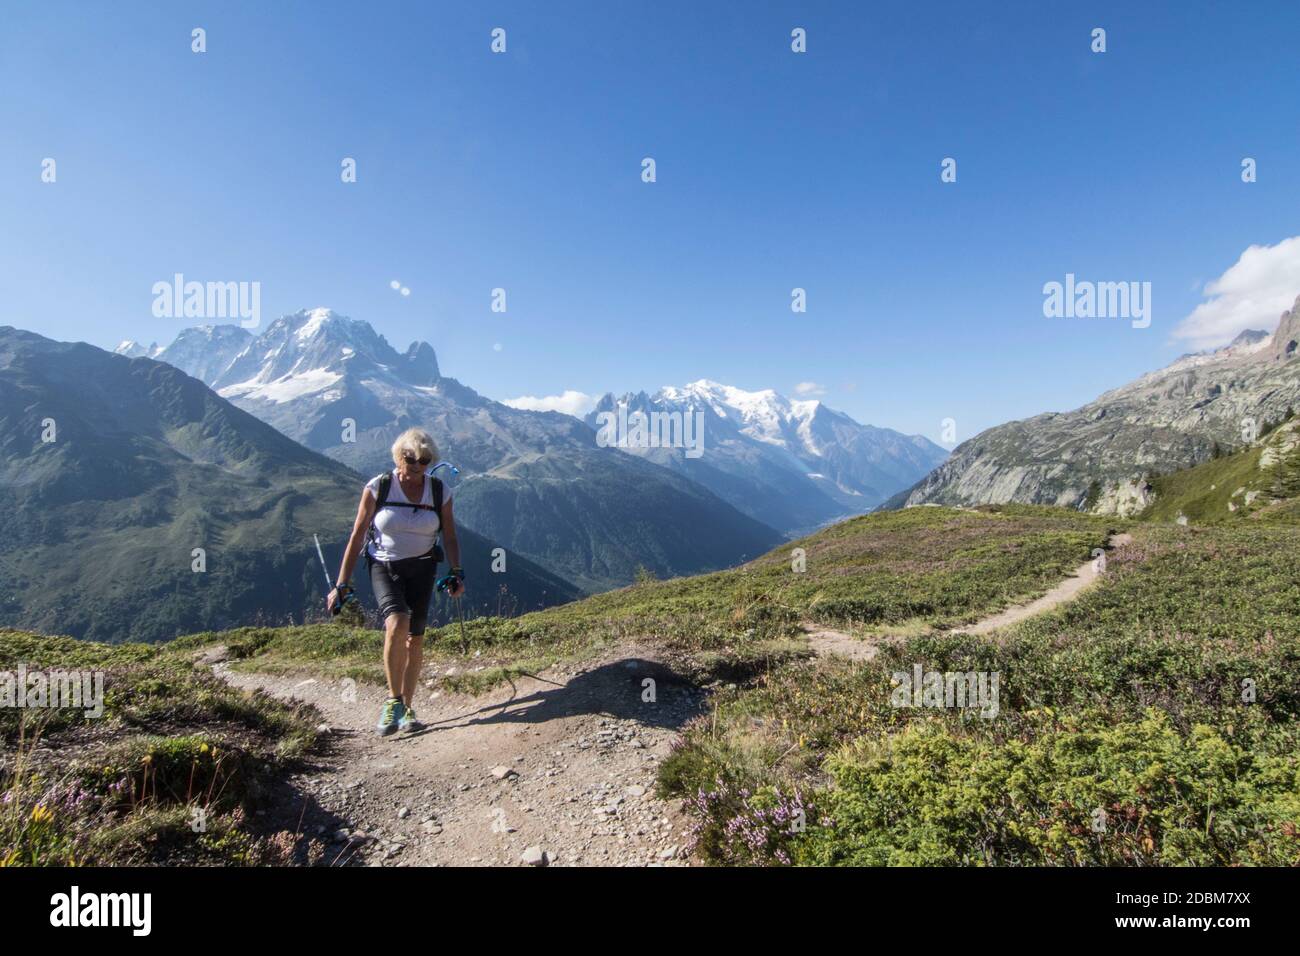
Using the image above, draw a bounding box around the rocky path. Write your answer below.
[806,532,1133,659]
[212,648,702,867]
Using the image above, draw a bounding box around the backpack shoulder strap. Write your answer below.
[371,471,439,518]
[367,473,391,553]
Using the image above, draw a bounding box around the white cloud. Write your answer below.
[502,389,596,418]
[793,381,826,397]
[1174,236,1300,349]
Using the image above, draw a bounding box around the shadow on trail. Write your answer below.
[411,658,705,736]
[254,734,366,866]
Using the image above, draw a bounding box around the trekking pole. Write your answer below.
[314,534,348,616]
[456,595,468,655]
[313,535,332,591]
[437,572,469,653]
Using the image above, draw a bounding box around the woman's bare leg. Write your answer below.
[402,633,423,706]
[383,613,411,698]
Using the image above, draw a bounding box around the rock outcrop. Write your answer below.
[899,295,1300,512]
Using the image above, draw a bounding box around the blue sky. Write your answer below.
[4,0,1300,445]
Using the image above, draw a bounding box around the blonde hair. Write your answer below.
[391,428,438,467]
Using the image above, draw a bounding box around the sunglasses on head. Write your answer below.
[403,454,432,466]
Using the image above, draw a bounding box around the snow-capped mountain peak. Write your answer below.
[113,339,162,359]
[114,309,447,413]
[588,380,949,528]
[654,379,822,452]
[140,308,443,405]
[789,397,822,420]
[115,310,948,541]
[295,307,336,342]
[117,326,252,382]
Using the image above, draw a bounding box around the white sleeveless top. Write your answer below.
[364,471,451,561]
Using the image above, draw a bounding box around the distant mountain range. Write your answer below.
[124,309,949,588]
[120,309,785,592]
[587,381,948,534]
[0,327,578,643]
[892,294,1300,515]
[120,312,549,475]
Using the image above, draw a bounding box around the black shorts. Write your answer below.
[368,552,438,636]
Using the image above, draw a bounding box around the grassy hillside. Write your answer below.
[0,328,579,643]
[5,503,1112,866]
[193,505,1116,691]
[13,502,1299,866]
[0,629,325,865]
[452,451,784,594]
[662,520,1300,865]
[1140,416,1300,525]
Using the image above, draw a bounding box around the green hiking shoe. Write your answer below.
[398,703,422,732]
[376,696,405,737]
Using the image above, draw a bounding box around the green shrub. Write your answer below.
[667,522,1300,866]
[799,710,1300,866]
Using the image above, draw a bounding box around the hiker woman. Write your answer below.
[328,428,464,736]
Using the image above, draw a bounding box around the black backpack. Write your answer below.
[368,472,445,563]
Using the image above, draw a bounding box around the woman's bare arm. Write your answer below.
[441,497,465,597]
[336,489,375,586]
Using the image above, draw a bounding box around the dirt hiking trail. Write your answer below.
[210,648,702,867]
[805,533,1133,660]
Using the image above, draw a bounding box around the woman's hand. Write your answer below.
[442,501,465,599]
[328,585,353,614]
